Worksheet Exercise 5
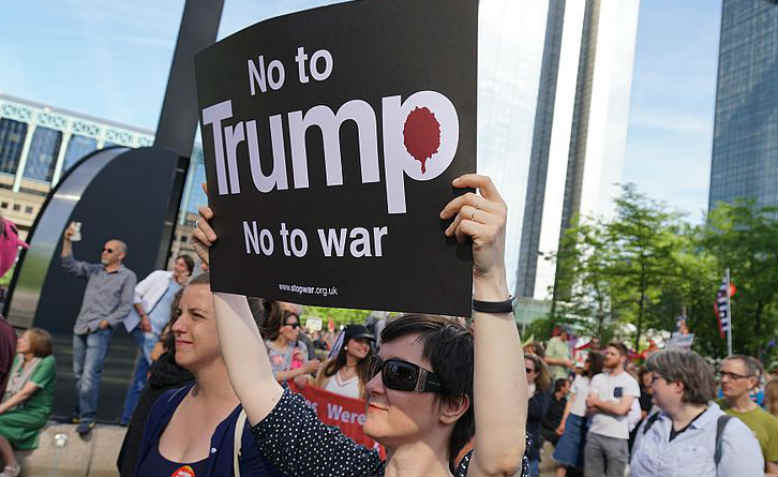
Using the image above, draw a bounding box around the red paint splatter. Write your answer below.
[403,106,441,174]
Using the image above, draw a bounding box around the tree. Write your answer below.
[605,184,681,350]
[302,305,371,328]
[702,200,778,357]
[551,214,618,340]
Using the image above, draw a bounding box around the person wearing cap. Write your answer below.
[312,324,375,399]
[545,325,573,382]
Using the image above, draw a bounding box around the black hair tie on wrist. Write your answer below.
[472,297,514,314]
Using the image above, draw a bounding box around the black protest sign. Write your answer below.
[195,0,477,316]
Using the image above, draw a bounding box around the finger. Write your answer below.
[453,218,491,244]
[192,241,210,266]
[192,227,212,247]
[445,205,478,237]
[198,205,214,221]
[440,191,502,220]
[452,174,504,204]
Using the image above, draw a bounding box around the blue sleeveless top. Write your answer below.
[136,384,282,476]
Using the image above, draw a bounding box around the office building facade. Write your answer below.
[512,0,640,300]
[709,0,778,210]
[0,94,201,269]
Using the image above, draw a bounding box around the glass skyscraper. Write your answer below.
[515,0,640,299]
[709,0,778,210]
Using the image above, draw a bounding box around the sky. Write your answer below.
[0,0,722,220]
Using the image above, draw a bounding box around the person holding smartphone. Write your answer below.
[61,222,136,436]
[583,342,640,477]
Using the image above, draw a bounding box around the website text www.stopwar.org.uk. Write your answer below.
[279,283,338,297]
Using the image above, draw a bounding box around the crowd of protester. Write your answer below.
[0,177,774,477]
[520,331,778,477]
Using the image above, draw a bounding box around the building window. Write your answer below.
[23,126,62,182]
[12,204,20,211]
[62,135,98,175]
[180,235,188,243]
[18,188,47,197]
[24,206,34,214]
[0,202,7,209]
[0,118,28,176]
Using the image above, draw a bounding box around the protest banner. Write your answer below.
[287,380,386,459]
[194,0,477,316]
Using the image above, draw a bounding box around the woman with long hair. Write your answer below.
[0,328,54,477]
[525,353,552,476]
[194,173,529,476]
[261,301,320,383]
[552,351,604,477]
[312,324,374,399]
[134,274,281,476]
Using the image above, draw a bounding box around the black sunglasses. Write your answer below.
[369,356,444,393]
[103,248,113,253]
[526,367,535,374]
[285,322,300,329]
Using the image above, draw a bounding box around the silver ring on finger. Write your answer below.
[195,219,199,228]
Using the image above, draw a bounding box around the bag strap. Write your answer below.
[233,409,248,477]
[642,411,661,435]
[714,415,732,467]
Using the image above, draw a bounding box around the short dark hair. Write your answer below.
[607,341,629,358]
[176,254,195,275]
[381,314,473,467]
[646,349,715,405]
[554,377,569,393]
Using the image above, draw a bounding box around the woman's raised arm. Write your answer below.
[192,198,284,425]
[440,174,528,477]
[211,293,284,426]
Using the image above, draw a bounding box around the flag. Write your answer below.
[714,275,733,338]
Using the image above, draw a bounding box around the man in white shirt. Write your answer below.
[583,342,640,477]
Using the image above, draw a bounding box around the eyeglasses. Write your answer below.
[718,371,752,380]
[103,248,113,253]
[285,322,300,329]
[369,356,444,393]
[526,367,536,374]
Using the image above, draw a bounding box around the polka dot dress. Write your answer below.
[250,389,528,477]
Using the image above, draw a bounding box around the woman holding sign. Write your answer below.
[134,274,281,477]
[193,174,529,477]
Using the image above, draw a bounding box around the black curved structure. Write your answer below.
[5,147,183,420]
[1,0,224,422]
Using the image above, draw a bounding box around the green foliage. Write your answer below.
[702,200,778,358]
[548,185,778,359]
[302,306,371,328]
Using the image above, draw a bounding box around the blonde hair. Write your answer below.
[766,378,778,418]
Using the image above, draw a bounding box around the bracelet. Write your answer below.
[472,296,514,314]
